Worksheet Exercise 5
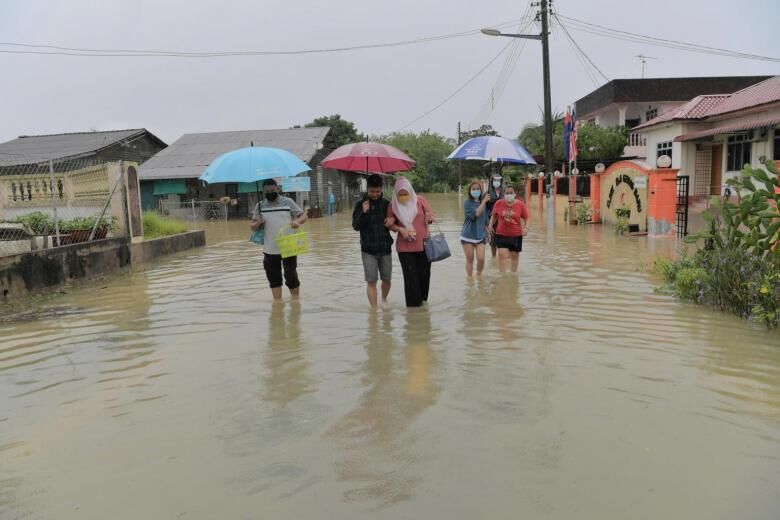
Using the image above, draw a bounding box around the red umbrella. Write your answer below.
[321,142,415,174]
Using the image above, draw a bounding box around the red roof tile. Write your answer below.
[674,115,780,142]
[705,75,780,116]
[633,94,730,130]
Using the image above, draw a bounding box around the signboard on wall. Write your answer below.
[282,176,311,192]
[634,176,647,189]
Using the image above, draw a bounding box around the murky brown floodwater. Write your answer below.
[2,194,779,519]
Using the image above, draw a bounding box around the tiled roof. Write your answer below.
[674,116,780,142]
[139,127,331,180]
[0,129,161,167]
[704,75,780,116]
[633,95,730,130]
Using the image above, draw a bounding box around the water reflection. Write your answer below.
[326,309,440,509]
[264,301,312,406]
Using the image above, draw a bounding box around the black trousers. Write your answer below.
[263,254,300,289]
[398,251,431,307]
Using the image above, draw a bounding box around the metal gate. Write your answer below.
[676,175,689,237]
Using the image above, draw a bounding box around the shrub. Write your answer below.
[657,159,779,328]
[142,211,187,239]
[575,203,592,225]
[14,212,54,234]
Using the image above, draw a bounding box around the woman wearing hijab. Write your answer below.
[386,177,436,307]
[486,174,504,258]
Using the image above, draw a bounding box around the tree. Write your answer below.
[517,118,628,161]
[460,124,499,141]
[375,131,455,192]
[304,114,364,147]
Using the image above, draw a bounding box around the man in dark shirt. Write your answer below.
[352,174,394,308]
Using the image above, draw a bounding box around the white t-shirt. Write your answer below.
[252,197,304,255]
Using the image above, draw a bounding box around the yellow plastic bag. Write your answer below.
[276,226,309,258]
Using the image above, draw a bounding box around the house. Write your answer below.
[632,75,780,198]
[574,76,771,157]
[138,127,360,217]
[0,129,167,172]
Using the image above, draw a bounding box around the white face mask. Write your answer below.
[492,180,502,189]
[505,193,516,203]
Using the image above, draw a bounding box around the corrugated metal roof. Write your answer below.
[674,116,780,142]
[0,129,151,166]
[139,127,331,180]
[633,95,730,130]
[704,75,780,117]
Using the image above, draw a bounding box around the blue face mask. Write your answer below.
[470,190,482,199]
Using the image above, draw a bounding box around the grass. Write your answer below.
[142,211,188,239]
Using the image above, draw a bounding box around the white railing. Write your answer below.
[628,132,646,147]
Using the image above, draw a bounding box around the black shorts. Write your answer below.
[263,254,300,289]
[495,234,523,252]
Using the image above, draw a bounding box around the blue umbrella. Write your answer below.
[199,146,311,185]
[448,136,537,165]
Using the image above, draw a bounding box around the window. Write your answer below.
[774,128,780,161]
[727,133,752,172]
[657,141,673,161]
[646,108,658,121]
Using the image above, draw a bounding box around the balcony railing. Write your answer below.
[628,132,646,147]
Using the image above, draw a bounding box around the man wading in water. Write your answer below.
[250,179,307,300]
[352,174,394,308]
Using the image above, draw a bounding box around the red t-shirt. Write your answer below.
[493,199,529,237]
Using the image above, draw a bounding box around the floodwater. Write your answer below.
[1,194,778,519]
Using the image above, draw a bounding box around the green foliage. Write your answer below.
[304,114,364,148]
[142,212,187,239]
[574,202,592,225]
[615,207,630,235]
[687,160,780,258]
[518,119,628,161]
[59,216,115,232]
[460,124,499,140]
[14,213,114,234]
[658,160,779,328]
[14,212,54,233]
[375,131,455,192]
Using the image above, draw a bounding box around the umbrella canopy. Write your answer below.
[199,146,311,184]
[321,142,415,174]
[448,136,537,165]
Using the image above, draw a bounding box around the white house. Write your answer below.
[574,76,770,157]
[632,76,780,198]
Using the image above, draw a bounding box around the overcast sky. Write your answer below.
[1,0,778,144]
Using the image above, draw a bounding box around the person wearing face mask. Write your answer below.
[488,184,529,273]
[460,180,490,277]
[486,174,504,258]
[250,178,308,300]
[386,177,436,307]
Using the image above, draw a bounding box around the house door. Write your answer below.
[710,144,723,196]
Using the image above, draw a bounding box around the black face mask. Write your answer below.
[265,191,279,201]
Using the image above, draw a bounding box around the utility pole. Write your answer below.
[540,0,554,192]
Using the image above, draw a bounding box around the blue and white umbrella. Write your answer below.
[448,136,537,165]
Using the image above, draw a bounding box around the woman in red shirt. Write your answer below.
[488,184,529,273]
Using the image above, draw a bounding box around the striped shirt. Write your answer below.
[252,197,304,255]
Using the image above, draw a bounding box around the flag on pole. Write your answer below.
[569,108,578,162]
[563,109,572,163]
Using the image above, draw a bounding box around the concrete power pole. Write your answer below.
[540,0,554,191]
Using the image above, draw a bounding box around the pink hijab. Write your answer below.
[391,177,418,228]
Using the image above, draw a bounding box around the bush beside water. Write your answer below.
[656,160,779,328]
[142,211,187,239]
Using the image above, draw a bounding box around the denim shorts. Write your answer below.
[362,253,392,283]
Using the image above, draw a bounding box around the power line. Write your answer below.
[0,17,529,59]
[556,13,780,63]
[399,40,514,131]
[554,15,609,83]
[553,16,599,87]
[470,4,536,127]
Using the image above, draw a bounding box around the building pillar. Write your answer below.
[648,168,679,236]
[618,104,628,127]
[569,175,577,225]
[590,174,601,223]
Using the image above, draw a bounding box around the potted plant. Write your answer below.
[615,207,630,235]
